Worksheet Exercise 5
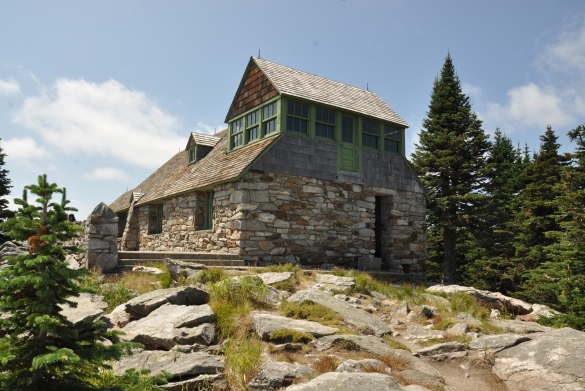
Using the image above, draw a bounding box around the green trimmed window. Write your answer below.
[286,100,308,134]
[231,118,244,148]
[263,102,277,135]
[342,116,354,143]
[362,119,379,149]
[155,204,163,234]
[204,190,214,230]
[315,106,335,139]
[188,146,196,164]
[384,124,401,154]
[246,110,259,142]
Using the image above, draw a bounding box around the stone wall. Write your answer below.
[129,170,426,279]
[87,203,119,273]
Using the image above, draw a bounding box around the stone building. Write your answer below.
[110,57,427,279]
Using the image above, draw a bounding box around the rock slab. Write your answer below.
[60,293,108,324]
[113,350,224,378]
[285,372,402,391]
[123,285,210,317]
[251,313,338,339]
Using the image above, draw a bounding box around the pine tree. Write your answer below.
[463,130,526,292]
[522,124,585,329]
[510,126,568,294]
[411,53,490,283]
[0,175,138,390]
[0,138,14,242]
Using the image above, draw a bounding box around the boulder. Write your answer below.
[251,313,338,339]
[416,342,465,357]
[336,358,386,373]
[403,325,445,341]
[113,350,224,378]
[160,374,223,391]
[132,266,165,275]
[469,333,532,353]
[60,293,107,324]
[121,303,216,349]
[164,258,206,280]
[454,312,481,326]
[256,272,294,285]
[398,370,445,390]
[289,289,391,336]
[445,322,469,335]
[307,273,356,292]
[488,318,551,334]
[248,361,313,391]
[285,372,402,391]
[312,335,442,380]
[493,328,585,391]
[123,285,210,317]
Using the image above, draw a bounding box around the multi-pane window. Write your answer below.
[263,101,277,135]
[286,100,308,134]
[362,119,379,149]
[188,146,196,164]
[246,110,259,142]
[231,118,244,148]
[156,204,163,234]
[342,116,354,143]
[315,107,335,139]
[384,124,401,154]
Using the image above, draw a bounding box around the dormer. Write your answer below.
[186,133,221,164]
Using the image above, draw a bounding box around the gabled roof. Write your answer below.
[187,133,221,148]
[226,57,408,127]
[110,129,280,212]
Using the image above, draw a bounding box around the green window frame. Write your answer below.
[155,204,163,234]
[383,124,401,154]
[286,100,309,134]
[204,190,214,230]
[246,110,259,142]
[362,119,379,149]
[231,118,244,148]
[315,106,335,139]
[263,101,278,135]
[342,116,354,143]
[188,146,196,164]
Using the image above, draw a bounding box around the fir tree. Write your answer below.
[0,175,138,390]
[411,53,490,283]
[0,138,14,242]
[523,124,585,329]
[509,126,568,294]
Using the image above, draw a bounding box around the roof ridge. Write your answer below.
[253,57,379,96]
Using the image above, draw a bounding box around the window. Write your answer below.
[286,100,308,134]
[231,118,244,148]
[384,124,401,154]
[315,106,335,139]
[362,119,379,149]
[148,204,163,234]
[246,110,260,142]
[156,204,163,234]
[263,101,278,135]
[188,146,196,164]
[342,116,354,143]
[204,191,214,230]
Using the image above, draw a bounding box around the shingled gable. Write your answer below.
[109,129,280,213]
[225,57,408,127]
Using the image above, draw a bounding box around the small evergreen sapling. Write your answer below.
[0,175,140,391]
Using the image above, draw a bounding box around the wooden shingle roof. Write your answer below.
[190,133,221,147]
[110,129,280,212]
[252,57,408,127]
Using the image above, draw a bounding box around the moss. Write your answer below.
[268,329,315,344]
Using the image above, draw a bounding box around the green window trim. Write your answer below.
[155,204,163,234]
[362,118,380,150]
[188,146,196,164]
[227,98,280,152]
[204,190,214,230]
[231,118,244,149]
[315,106,335,140]
[286,99,309,134]
[383,124,402,155]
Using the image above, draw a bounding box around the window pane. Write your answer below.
[189,147,196,163]
[384,124,400,139]
[246,111,259,126]
[263,102,277,118]
[384,139,399,153]
[315,123,334,139]
[342,116,353,131]
[248,126,259,141]
[264,118,276,134]
[232,118,243,134]
[288,100,308,118]
[316,107,335,125]
[363,119,379,135]
[287,117,308,134]
[233,133,243,147]
[363,133,378,148]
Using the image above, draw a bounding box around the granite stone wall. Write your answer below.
[127,170,426,280]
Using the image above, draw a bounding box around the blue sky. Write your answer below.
[1,1,585,219]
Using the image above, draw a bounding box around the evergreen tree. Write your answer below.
[463,130,526,292]
[0,138,14,242]
[522,124,585,329]
[510,126,568,294]
[0,175,138,390]
[411,53,490,283]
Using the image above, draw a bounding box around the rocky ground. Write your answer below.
[2,240,583,391]
[56,258,585,391]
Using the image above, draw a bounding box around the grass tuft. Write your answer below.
[313,355,340,374]
[223,336,263,391]
[268,329,314,344]
[280,301,342,327]
[383,336,412,352]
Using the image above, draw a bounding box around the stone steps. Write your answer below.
[118,251,245,266]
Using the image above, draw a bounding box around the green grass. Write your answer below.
[280,300,342,327]
[223,337,263,391]
[268,329,315,344]
[383,336,412,352]
[195,267,229,285]
[449,292,490,320]
[415,334,471,347]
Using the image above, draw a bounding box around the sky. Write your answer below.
[1,1,585,219]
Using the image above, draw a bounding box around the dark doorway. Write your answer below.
[375,196,382,258]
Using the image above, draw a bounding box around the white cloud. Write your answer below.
[1,136,51,161]
[12,78,186,169]
[193,121,226,135]
[0,78,20,96]
[482,83,574,132]
[82,167,129,181]
[462,83,482,100]
[537,20,585,78]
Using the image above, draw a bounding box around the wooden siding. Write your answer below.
[228,63,278,120]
